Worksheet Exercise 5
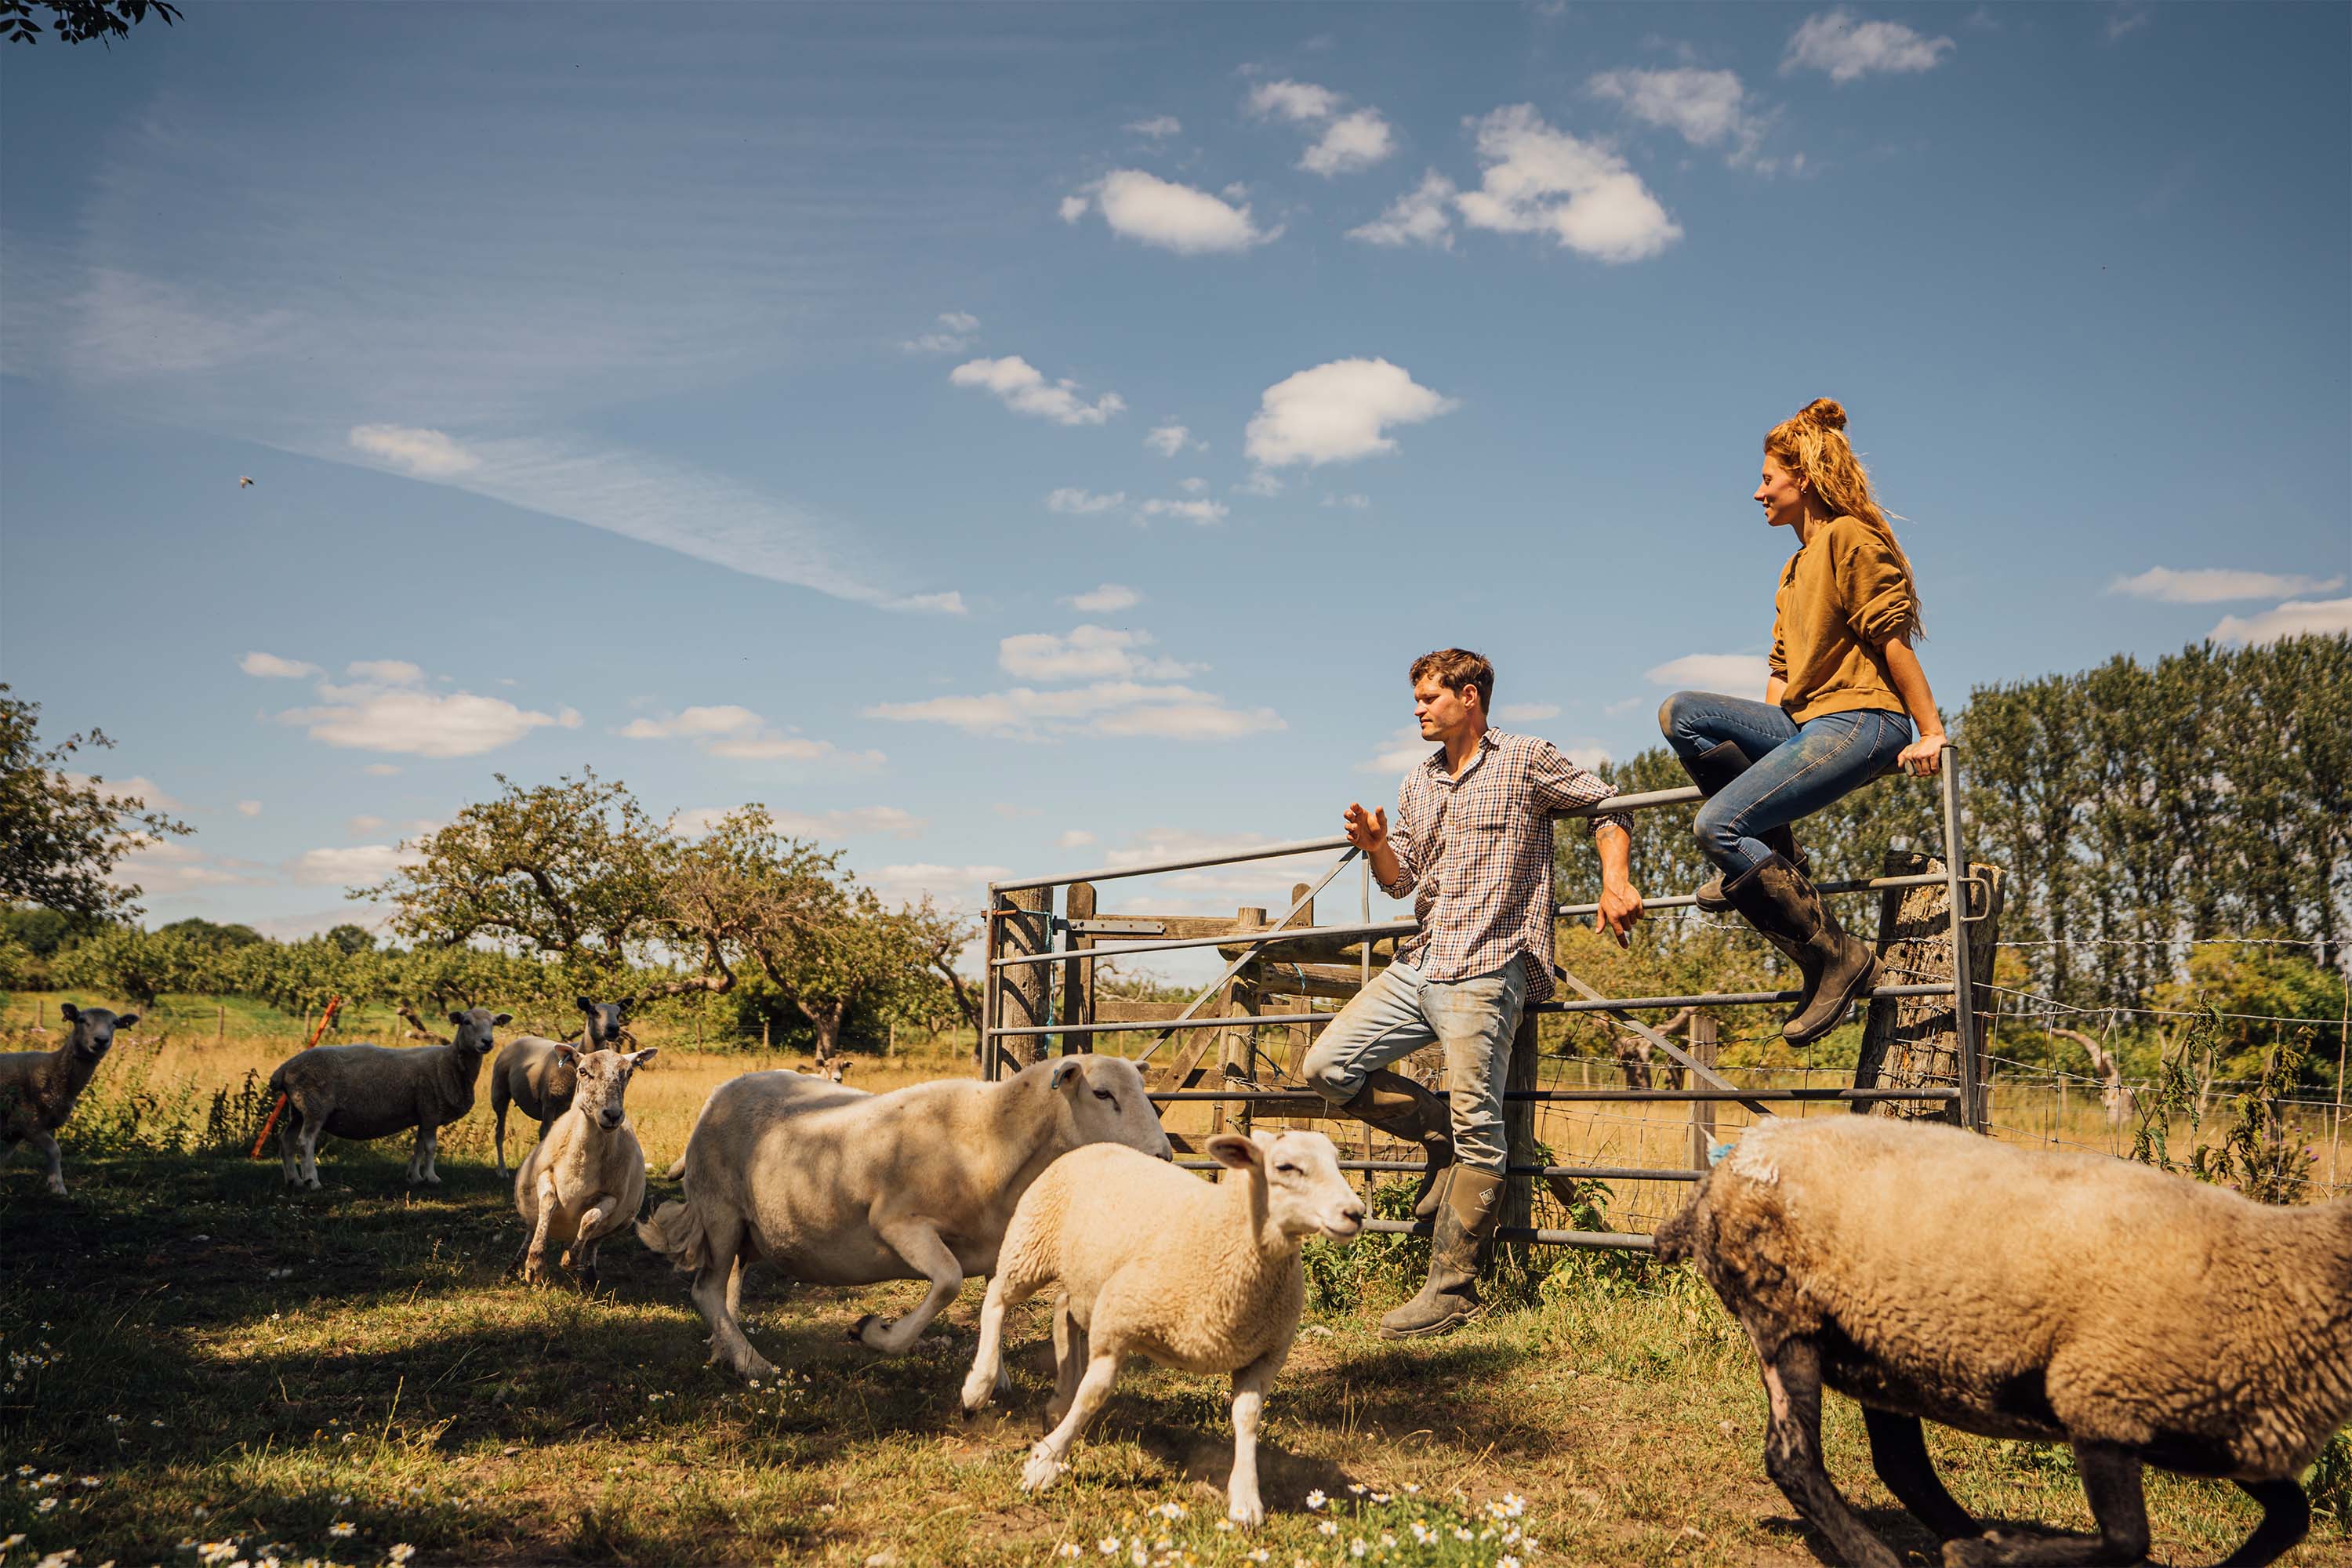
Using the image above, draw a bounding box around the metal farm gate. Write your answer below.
[981,754,2001,1252]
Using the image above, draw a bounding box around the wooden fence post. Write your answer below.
[1501,1007,1541,1235]
[997,887,1052,1071]
[1687,1013,1719,1168]
[1060,881,1097,1057]
[1857,852,2005,1125]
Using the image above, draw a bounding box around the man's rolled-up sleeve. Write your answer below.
[1530,742,1632,840]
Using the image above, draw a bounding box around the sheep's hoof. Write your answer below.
[1226,1495,1264,1530]
[958,1374,993,1414]
[1940,1534,2028,1568]
[1020,1446,1067,1494]
[849,1313,880,1345]
[45,1180,67,1197]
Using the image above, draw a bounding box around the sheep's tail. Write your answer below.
[664,1154,688,1180]
[635,1199,711,1275]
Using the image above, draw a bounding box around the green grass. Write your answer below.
[2,1149,2345,1568]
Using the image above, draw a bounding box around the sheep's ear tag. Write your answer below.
[1708,1139,1737,1167]
[556,1044,580,1062]
[1049,1060,1083,1092]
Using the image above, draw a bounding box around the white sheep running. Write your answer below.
[2,1003,136,1196]
[1656,1113,2352,1568]
[516,1044,656,1287]
[268,1007,509,1189]
[489,996,627,1177]
[960,1129,1366,1526]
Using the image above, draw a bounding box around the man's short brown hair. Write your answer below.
[1409,648,1494,710]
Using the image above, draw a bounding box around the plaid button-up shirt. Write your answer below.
[1377,729,1630,1004]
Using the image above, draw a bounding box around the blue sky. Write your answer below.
[2,2,2347,958]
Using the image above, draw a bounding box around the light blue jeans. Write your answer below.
[1301,959,1527,1172]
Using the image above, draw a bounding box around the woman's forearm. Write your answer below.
[1882,638,1943,735]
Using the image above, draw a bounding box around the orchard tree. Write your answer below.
[0,686,191,923]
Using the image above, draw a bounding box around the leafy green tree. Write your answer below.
[0,686,191,922]
[51,924,201,1006]
[322,923,377,957]
[158,916,264,952]
[0,0,178,45]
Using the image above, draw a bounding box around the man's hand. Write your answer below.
[1595,883,1645,949]
[1341,803,1388,851]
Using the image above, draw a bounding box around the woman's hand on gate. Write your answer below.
[1897,731,1948,778]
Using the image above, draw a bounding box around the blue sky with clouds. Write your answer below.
[3,2,2347,953]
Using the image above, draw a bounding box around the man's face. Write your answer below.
[1414,675,1479,740]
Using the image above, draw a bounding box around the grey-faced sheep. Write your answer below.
[1655,1113,2352,1568]
[2,1003,136,1196]
[636,1054,1171,1380]
[960,1129,1366,1526]
[516,1044,656,1287]
[490,996,626,1177]
[268,1007,509,1189]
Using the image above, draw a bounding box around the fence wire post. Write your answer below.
[1940,749,1983,1131]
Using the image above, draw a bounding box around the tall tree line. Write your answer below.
[1559,634,2352,1016]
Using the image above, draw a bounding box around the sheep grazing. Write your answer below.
[961,1129,1365,1526]
[2,1003,137,1196]
[516,1044,657,1287]
[1656,1114,2352,1568]
[490,996,626,1177]
[637,1054,1171,1380]
[268,1007,510,1189]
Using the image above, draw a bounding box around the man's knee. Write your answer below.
[1300,1042,1356,1103]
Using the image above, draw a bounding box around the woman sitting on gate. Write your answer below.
[1657,397,1949,1046]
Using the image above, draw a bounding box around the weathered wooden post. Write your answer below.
[1686,1012,1719,1168]
[1857,851,2005,1126]
[993,886,1052,1071]
[1060,881,1097,1057]
[1501,1008,1541,1235]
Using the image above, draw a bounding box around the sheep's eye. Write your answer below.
[1274,1163,1300,1175]
[1092,1089,1116,1105]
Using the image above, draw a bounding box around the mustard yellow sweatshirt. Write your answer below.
[1769,515,1916,724]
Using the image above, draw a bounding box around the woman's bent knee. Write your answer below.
[1659,691,1704,743]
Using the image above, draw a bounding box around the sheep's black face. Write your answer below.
[445,1007,513,1056]
[59,1004,136,1061]
[577,999,626,1050]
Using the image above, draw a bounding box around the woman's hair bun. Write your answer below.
[1800,397,1848,433]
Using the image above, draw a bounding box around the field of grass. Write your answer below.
[3,997,2347,1567]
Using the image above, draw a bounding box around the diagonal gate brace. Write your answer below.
[1553,966,1775,1120]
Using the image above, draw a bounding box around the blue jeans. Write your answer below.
[1301,959,1526,1172]
[1658,692,1912,880]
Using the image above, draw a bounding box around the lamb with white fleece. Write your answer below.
[961,1128,1366,1526]
[516,1044,656,1287]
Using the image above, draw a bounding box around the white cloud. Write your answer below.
[1136,497,1230,525]
[60,772,184,813]
[348,423,481,479]
[346,815,387,837]
[892,590,968,615]
[278,662,579,758]
[1783,10,1955,82]
[1180,477,1207,494]
[951,356,1126,426]
[1047,487,1127,515]
[1300,110,1396,176]
[1358,725,1435,775]
[2108,566,2345,604]
[1247,79,1342,122]
[1145,423,1203,456]
[1646,652,1774,693]
[1497,702,1561,721]
[111,835,268,893]
[1454,106,1682,263]
[362,764,401,778]
[673,804,925,841]
[1319,492,1371,510]
[999,626,1197,682]
[236,800,262,817]
[1235,470,1286,497]
[285,843,423,887]
[241,651,320,680]
[902,311,981,354]
[1058,829,1097,849]
[867,681,1282,743]
[2104,3,2150,42]
[1590,67,1769,164]
[2208,598,2352,645]
[867,862,1013,909]
[1348,171,1458,249]
[617,704,884,765]
[1070,170,1279,255]
[1126,114,1182,139]
[1064,583,1141,613]
[1245,358,1458,468]
[345,658,423,685]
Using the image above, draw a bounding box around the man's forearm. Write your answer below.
[1366,840,1404,890]
[1595,822,1634,891]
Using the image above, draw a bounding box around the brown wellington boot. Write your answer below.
[1338,1069,1454,1221]
[1680,739,1806,912]
[1719,854,1877,1045]
[1377,1167,1504,1340]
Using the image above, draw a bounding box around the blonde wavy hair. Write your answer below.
[1766,397,1924,639]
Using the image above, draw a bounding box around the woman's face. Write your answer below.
[1755,453,1806,530]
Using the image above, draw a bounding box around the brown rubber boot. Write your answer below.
[1338,1069,1454,1221]
[1719,854,1876,1045]
[1680,740,1806,912]
[1377,1167,1504,1339]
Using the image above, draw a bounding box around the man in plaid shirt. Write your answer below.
[1305,648,1643,1338]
